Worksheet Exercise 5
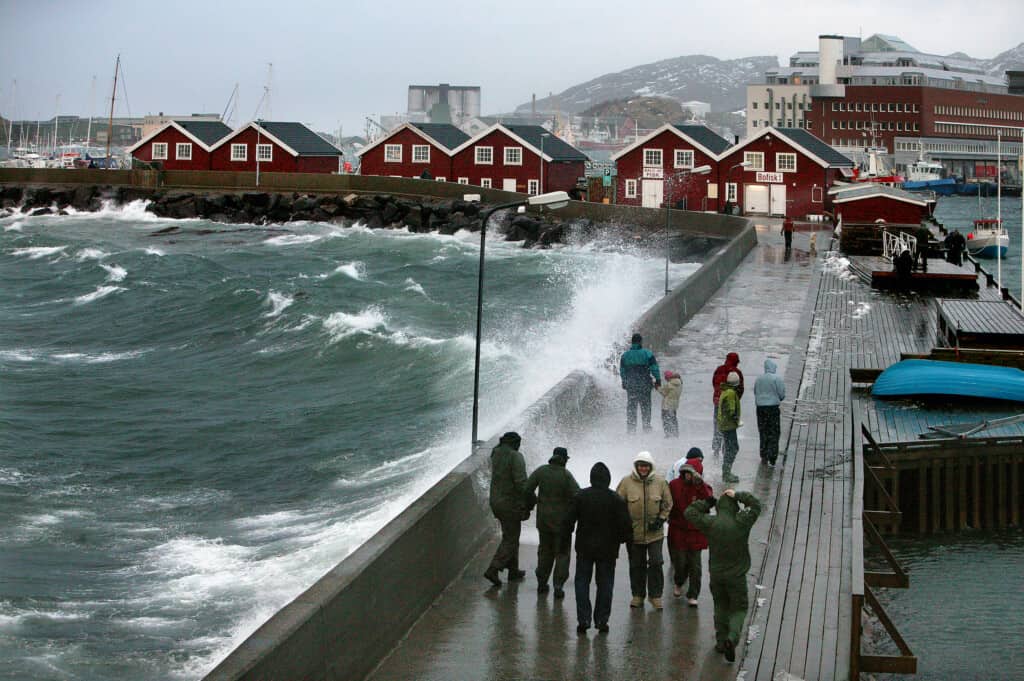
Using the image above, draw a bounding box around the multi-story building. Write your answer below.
[407,84,481,127]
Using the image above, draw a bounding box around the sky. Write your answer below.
[1,0,1023,137]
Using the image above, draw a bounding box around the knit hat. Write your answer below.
[631,333,642,345]
[664,370,678,380]
[685,446,704,460]
[726,371,740,386]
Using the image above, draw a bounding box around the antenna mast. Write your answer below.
[106,54,120,162]
[266,63,273,121]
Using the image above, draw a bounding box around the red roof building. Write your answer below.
[449,124,587,194]
[127,120,232,170]
[828,183,931,224]
[356,123,469,181]
[209,121,343,174]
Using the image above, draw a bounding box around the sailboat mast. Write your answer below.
[86,76,95,150]
[106,54,120,162]
[6,79,14,155]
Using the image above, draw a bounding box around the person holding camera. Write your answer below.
[615,451,672,609]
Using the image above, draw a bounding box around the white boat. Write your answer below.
[966,218,1009,258]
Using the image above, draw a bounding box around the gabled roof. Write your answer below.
[828,183,928,207]
[126,119,231,154]
[209,121,342,157]
[354,122,468,157]
[722,127,854,169]
[609,123,731,162]
[450,124,588,163]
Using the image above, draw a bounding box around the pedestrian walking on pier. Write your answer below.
[685,488,762,662]
[711,353,743,457]
[667,450,712,605]
[564,462,632,634]
[718,372,742,483]
[754,359,786,466]
[656,370,682,438]
[484,432,529,587]
[620,333,661,434]
[524,447,580,598]
[781,218,794,250]
[616,451,672,610]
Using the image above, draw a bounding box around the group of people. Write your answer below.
[484,433,762,663]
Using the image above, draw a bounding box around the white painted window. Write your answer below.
[458,177,470,185]
[625,179,638,198]
[175,143,192,160]
[643,148,662,167]
[475,146,493,165]
[527,179,539,195]
[743,152,764,171]
[151,142,168,160]
[504,147,523,165]
[480,178,492,188]
[256,144,273,162]
[776,153,797,173]
[412,145,430,163]
[726,182,738,202]
[435,177,446,183]
[231,144,247,161]
[673,149,694,169]
[384,144,402,163]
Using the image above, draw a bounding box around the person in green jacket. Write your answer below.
[524,447,580,597]
[685,488,762,662]
[717,371,742,483]
[484,432,529,587]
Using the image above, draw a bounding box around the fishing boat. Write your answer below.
[872,359,1024,403]
[852,147,904,186]
[966,218,1009,258]
[902,158,958,195]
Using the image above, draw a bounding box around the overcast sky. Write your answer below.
[2,0,1022,137]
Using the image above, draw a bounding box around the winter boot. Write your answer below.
[629,596,644,608]
[649,597,664,610]
[722,464,740,483]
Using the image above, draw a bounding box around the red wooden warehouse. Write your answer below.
[828,183,931,224]
[127,120,232,171]
[357,122,469,181]
[209,121,343,174]
[449,124,587,194]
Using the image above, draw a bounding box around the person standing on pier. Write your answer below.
[944,229,966,266]
[718,372,742,484]
[754,359,786,466]
[667,450,712,605]
[484,432,529,587]
[620,333,661,434]
[781,218,794,250]
[685,488,762,662]
[616,451,672,609]
[524,447,580,598]
[915,225,932,272]
[711,353,743,457]
[655,370,682,438]
[564,462,632,634]
[668,446,704,481]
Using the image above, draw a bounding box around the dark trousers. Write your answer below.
[661,410,679,437]
[626,388,652,433]
[756,405,781,464]
[488,514,521,573]
[536,530,571,588]
[669,547,703,599]
[947,249,963,266]
[710,576,749,646]
[574,557,616,628]
[626,540,664,598]
[783,230,793,249]
[722,429,739,470]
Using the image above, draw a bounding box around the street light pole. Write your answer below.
[726,160,753,213]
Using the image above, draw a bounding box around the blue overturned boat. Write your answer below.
[872,359,1024,402]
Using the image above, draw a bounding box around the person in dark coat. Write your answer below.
[914,226,932,272]
[564,462,632,634]
[894,248,914,285]
[944,229,966,266]
[619,333,661,434]
[524,447,580,597]
[781,218,794,250]
[667,453,713,605]
[711,353,744,456]
[419,168,433,180]
[484,432,529,586]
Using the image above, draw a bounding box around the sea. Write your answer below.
[934,194,1023,300]
[0,202,697,680]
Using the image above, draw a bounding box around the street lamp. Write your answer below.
[663,164,711,294]
[725,160,753,213]
[471,190,570,450]
[539,133,550,195]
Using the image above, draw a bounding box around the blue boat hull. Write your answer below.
[969,244,1008,258]
[872,359,1024,402]
[902,178,958,195]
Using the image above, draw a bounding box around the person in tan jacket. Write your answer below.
[615,451,673,609]
[655,370,682,438]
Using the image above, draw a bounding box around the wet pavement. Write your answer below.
[368,221,831,681]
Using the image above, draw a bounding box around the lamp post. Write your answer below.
[726,160,753,213]
[539,132,550,195]
[663,165,711,294]
[471,190,570,450]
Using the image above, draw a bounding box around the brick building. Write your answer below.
[209,121,342,174]
[449,124,587,194]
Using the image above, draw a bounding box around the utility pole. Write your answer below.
[106,54,121,163]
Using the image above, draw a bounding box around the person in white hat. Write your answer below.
[615,451,672,609]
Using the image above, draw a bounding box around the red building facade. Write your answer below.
[358,125,460,180]
[209,122,341,174]
[127,121,231,171]
[449,124,586,194]
[830,187,929,224]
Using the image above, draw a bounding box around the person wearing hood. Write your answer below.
[615,451,673,609]
[524,447,580,597]
[667,450,713,605]
[655,370,683,438]
[718,372,742,483]
[564,462,632,634]
[685,488,762,662]
[619,333,661,434]
[711,353,744,456]
[484,432,529,587]
[668,446,704,481]
[754,359,786,466]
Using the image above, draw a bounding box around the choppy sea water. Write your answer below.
[0,202,697,680]
[934,195,1022,300]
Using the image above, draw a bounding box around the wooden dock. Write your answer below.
[846,255,979,291]
[937,298,1024,349]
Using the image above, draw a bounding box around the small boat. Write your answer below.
[966,218,1009,258]
[902,159,958,195]
[872,359,1024,403]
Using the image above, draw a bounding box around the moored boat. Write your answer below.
[873,359,1024,402]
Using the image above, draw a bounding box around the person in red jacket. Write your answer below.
[667,450,713,605]
[711,353,744,457]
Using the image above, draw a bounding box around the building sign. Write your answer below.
[642,167,664,179]
[756,171,784,183]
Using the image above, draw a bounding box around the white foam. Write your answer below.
[333,261,365,280]
[263,234,321,246]
[101,263,128,282]
[51,349,148,363]
[74,285,125,305]
[323,306,388,342]
[823,251,857,281]
[263,291,294,318]
[0,349,37,362]
[76,248,109,261]
[403,278,427,296]
[95,198,164,222]
[10,245,66,259]
[0,468,28,485]
[144,247,165,256]
[4,220,25,232]
[850,301,872,319]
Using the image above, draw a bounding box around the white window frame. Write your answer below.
[384,144,402,163]
[504,146,523,165]
[480,178,492,188]
[175,142,192,160]
[230,143,247,162]
[475,146,494,165]
[435,176,446,183]
[151,142,168,160]
[256,144,273,162]
[743,151,764,171]
[726,182,738,202]
[673,149,694,169]
[458,177,470,185]
[625,179,638,198]
[527,179,539,195]
[643,148,663,167]
[412,145,430,163]
[776,152,797,173]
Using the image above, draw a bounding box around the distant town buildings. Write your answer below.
[407,83,481,127]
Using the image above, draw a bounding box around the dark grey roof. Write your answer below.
[670,124,731,155]
[503,125,588,162]
[175,120,232,146]
[775,128,854,167]
[257,121,342,156]
[411,123,470,151]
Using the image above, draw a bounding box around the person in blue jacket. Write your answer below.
[619,333,661,434]
[753,359,786,465]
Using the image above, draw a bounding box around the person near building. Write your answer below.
[914,225,932,272]
[667,452,712,605]
[655,370,682,438]
[781,217,794,250]
[484,432,529,587]
[616,451,673,610]
[685,488,763,662]
[944,229,966,266]
[619,333,661,434]
[419,168,433,180]
[524,447,580,598]
[718,372,742,483]
[712,353,744,457]
[754,359,786,466]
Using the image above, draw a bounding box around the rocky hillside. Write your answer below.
[981,43,1024,78]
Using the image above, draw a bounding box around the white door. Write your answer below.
[641,179,663,208]
[770,183,787,216]
[503,178,517,192]
[744,184,769,214]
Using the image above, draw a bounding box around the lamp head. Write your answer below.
[527,190,570,210]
